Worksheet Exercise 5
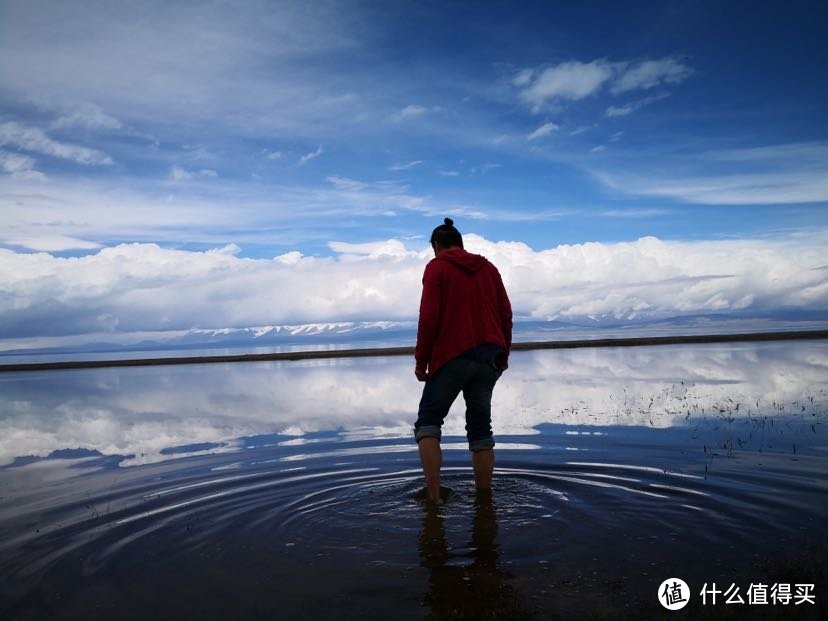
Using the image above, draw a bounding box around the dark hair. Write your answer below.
[430,217,463,249]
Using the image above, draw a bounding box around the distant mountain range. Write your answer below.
[3,309,826,362]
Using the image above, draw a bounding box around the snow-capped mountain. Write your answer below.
[1,310,825,363]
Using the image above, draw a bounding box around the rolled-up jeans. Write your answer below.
[414,356,501,451]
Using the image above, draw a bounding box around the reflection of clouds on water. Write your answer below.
[0,341,825,466]
[0,358,420,466]
[496,342,827,435]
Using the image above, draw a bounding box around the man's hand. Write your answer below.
[415,368,428,382]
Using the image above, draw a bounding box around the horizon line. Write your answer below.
[1,329,826,373]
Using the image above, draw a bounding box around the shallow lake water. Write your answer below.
[1,340,826,619]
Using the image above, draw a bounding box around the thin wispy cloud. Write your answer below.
[606,93,670,117]
[52,103,122,130]
[169,166,218,182]
[605,104,636,118]
[471,164,502,175]
[0,172,491,253]
[0,121,113,165]
[600,208,672,219]
[393,105,429,121]
[592,142,828,205]
[598,171,828,205]
[0,151,46,181]
[512,68,534,87]
[515,57,693,113]
[5,235,102,252]
[389,160,423,171]
[298,145,324,165]
[708,142,828,164]
[610,58,694,93]
[527,122,559,141]
[569,125,595,136]
[0,1,361,134]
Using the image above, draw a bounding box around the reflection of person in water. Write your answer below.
[418,492,531,619]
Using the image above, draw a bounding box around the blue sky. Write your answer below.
[1,0,827,346]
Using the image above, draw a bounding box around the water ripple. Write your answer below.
[1,428,826,619]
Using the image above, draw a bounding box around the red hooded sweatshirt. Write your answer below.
[415,247,513,377]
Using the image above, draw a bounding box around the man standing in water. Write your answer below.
[414,218,513,503]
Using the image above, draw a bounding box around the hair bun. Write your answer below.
[444,218,454,226]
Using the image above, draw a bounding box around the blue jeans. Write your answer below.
[414,356,501,451]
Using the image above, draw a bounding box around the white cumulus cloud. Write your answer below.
[0,232,825,343]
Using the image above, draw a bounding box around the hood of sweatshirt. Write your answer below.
[436,247,488,273]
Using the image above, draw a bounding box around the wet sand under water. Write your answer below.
[0,341,827,619]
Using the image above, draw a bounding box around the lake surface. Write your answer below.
[1,340,826,619]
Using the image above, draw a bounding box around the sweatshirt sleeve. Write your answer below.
[415,262,442,373]
[495,270,513,369]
